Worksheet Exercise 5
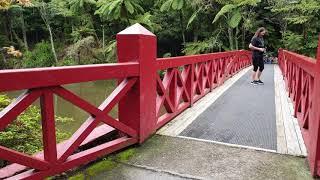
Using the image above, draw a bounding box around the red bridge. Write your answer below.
[0,24,320,179]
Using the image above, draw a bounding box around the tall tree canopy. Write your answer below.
[0,0,319,69]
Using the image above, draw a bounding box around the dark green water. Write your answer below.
[6,80,117,134]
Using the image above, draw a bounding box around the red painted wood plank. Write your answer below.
[0,90,41,131]
[0,62,139,92]
[58,117,100,162]
[282,51,316,77]
[52,86,101,116]
[100,78,137,114]
[54,78,138,138]
[6,137,137,180]
[98,115,137,138]
[40,91,57,163]
[156,51,237,70]
[0,146,50,170]
[156,102,190,129]
[0,124,115,179]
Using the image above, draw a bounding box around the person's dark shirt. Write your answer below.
[251,36,264,58]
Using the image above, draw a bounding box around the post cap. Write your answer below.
[117,23,155,36]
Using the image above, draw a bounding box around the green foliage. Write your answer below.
[103,40,117,63]
[130,12,160,32]
[183,37,222,55]
[95,0,144,22]
[212,4,236,24]
[69,0,96,13]
[1,0,319,68]
[115,148,136,162]
[228,10,242,28]
[22,41,56,68]
[281,31,304,51]
[68,173,85,180]
[58,57,77,66]
[160,0,187,11]
[0,94,73,155]
[65,36,96,62]
[85,157,116,176]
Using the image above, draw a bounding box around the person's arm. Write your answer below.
[249,43,264,52]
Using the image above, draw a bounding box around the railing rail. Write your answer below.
[278,37,320,177]
[0,23,251,179]
[155,50,251,128]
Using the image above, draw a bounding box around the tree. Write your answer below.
[212,0,261,50]
[36,0,58,64]
[95,0,144,25]
[0,0,32,50]
[160,0,188,45]
[269,0,320,56]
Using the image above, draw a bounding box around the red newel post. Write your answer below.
[116,24,157,143]
[310,35,320,176]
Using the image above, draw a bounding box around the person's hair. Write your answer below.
[254,27,266,38]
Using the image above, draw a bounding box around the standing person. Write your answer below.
[249,27,266,85]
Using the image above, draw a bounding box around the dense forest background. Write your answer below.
[0,0,320,69]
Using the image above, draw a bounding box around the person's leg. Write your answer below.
[257,70,262,79]
[252,58,258,80]
[252,70,258,80]
[256,57,264,84]
[258,57,264,80]
[251,57,259,84]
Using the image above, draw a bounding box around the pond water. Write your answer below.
[6,80,117,134]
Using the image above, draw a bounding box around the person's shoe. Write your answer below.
[251,80,258,85]
[257,80,264,85]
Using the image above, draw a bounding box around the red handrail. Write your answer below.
[0,24,252,179]
[278,36,320,177]
[155,50,251,128]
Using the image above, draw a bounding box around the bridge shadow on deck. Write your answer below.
[180,65,277,150]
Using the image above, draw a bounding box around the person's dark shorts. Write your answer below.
[252,56,264,72]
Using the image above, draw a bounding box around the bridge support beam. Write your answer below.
[116,24,157,143]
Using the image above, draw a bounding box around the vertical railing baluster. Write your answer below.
[40,90,57,164]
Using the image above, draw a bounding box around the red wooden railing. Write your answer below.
[155,51,251,128]
[278,37,320,177]
[0,24,251,179]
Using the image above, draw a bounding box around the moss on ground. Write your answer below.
[115,148,136,162]
[68,173,85,180]
[85,157,117,177]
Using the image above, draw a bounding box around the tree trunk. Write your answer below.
[228,27,234,50]
[13,30,24,48]
[242,25,245,50]
[6,11,13,42]
[179,11,186,46]
[2,15,10,42]
[39,3,58,64]
[235,27,239,50]
[46,23,58,64]
[102,24,105,50]
[20,12,28,51]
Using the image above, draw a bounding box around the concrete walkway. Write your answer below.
[72,135,311,180]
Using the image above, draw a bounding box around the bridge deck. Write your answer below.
[158,64,307,156]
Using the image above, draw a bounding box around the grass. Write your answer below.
[85,157,117,177]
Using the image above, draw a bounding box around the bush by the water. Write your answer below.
[23,41,56,68]
[0,94,72,155]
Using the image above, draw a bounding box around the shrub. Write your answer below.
[22,41,56,68]
[0,94,72,155]
[58,57,77,66]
